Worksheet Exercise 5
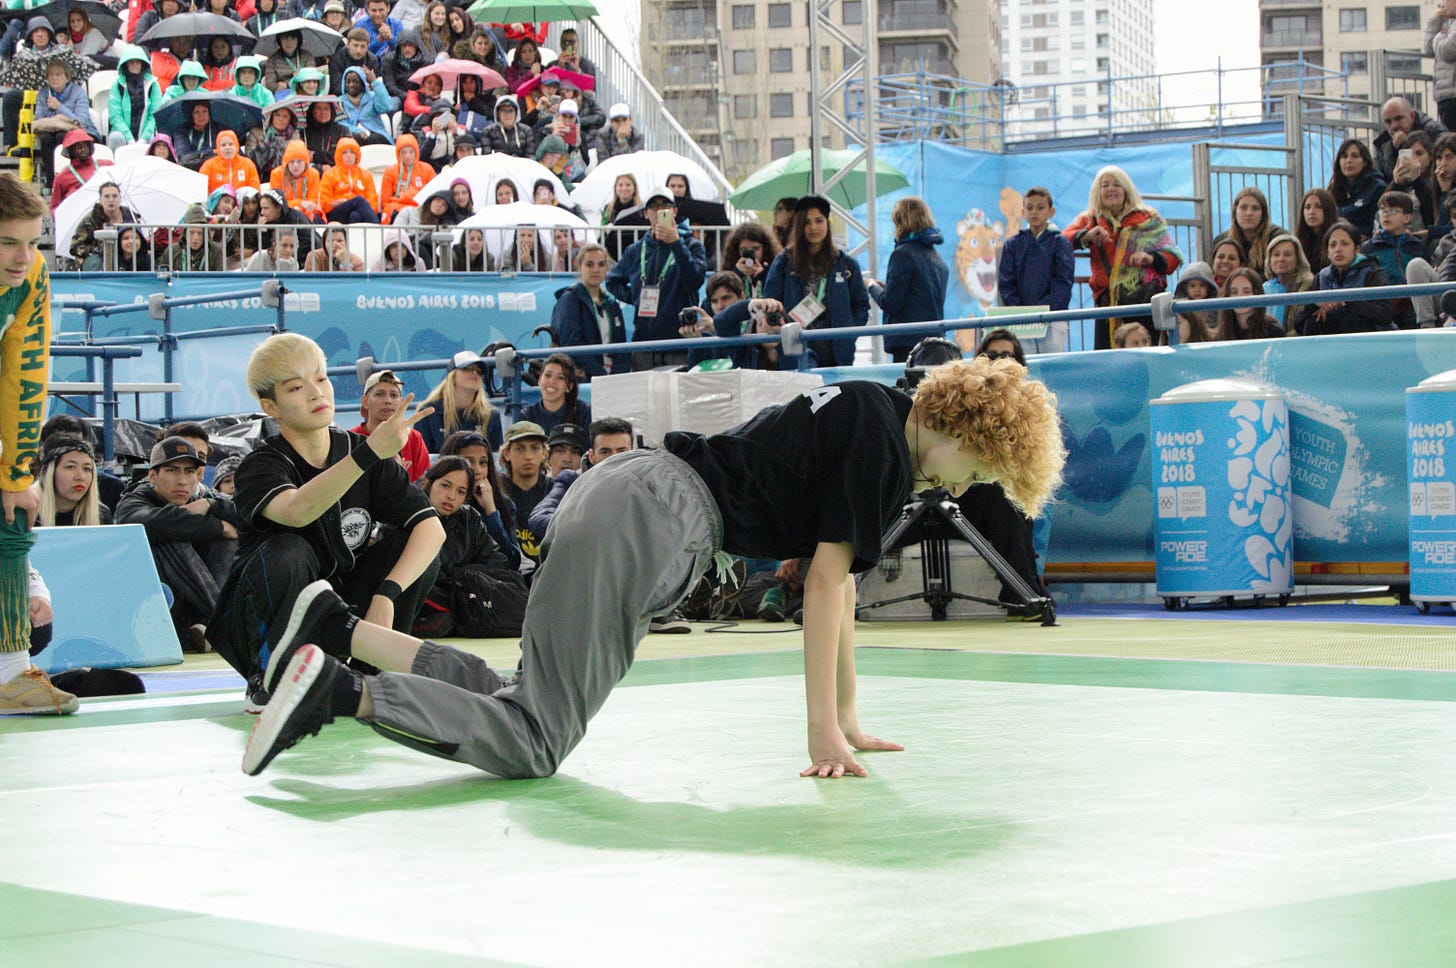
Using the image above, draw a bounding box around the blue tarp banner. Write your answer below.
[29,524,181,672]
[51,272,577,417]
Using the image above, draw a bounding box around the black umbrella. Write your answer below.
[155,90,264,137]
[0,47,95,88]
[136,11,256,51]
[4,1,122,43]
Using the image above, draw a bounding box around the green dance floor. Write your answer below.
[5,629,1456,965]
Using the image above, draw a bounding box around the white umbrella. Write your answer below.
[569,150,721,214]
[253,17,344,59]
[416,155,569,213]
[453,202,592,262]
[54,158,207,256]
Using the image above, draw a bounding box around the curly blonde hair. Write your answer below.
[912,357,1065,517]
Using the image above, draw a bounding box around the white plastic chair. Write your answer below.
[112,140,148,165]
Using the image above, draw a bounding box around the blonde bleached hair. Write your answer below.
[247,332,329,402]
[1086,165,1147,221]
[424,364,493,436]
[912,357,1065,518]
[37,450,101,527]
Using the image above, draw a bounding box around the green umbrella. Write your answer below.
[728,149,909,212]
[466,0,598,24]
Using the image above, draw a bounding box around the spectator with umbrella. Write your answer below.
[401,70,442,118]
[454,72,493,137]
[337,64,394,145]
[170,97,223,167]
[502,35,540,90]
[131,0,179,48]
[554,72,601,145]
[199,34,239,89]
[257,19,341,92]
[50,128,111,212]
[149,32,193,92]
[108,44,164,149]
[381,28,424,100]
[30,56,97,183]
[56,5,113,66]
[69,178,139,269]
[0,15,68,147]
[197,0,245,26]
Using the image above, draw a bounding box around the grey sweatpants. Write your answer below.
[362,450,723,778]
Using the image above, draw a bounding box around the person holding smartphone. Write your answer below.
[605,185,708,369]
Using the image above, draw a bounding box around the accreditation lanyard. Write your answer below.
[636,239,676,318]
[789,273,829,327]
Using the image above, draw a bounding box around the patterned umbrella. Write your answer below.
[0,47,95,88]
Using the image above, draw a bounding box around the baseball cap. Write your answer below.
[363,369,401,393]
[547,422,587,453]
[149,436,203,469]
[558,98,578,117]
[643,185,675,207]
[501,421,547,447]
[608,102,630,120]
[450,349,489,372]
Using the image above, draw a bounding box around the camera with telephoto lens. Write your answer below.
[764,309,784,326]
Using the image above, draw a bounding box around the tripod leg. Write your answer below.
[936,501,1053,617]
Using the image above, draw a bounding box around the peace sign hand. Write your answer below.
[367,393,434,460]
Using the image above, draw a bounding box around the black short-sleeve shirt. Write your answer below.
[233,428,436,578]
[664,381,914,573]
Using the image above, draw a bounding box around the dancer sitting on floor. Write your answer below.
[242,337,1065,780]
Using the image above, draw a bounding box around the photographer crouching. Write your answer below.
[682,270,795,371]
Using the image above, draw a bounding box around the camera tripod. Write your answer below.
[858,488,1057,626]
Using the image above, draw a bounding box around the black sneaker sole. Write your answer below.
[264,579,339,695]
[243,643,329,776]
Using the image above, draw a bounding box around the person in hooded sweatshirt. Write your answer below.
[996,186,1074,353]
[865,196,951,362]
[201,130,262,194]
[161,59,209,103]
[107,45,165,149]
[303,99,348,172]
[382,30,427,102]
[379,133,434,223]
[369,228,424,271]
[268,139,322,221]
[482,94,536,158]
[258,186,316,259]
[338,65,396,147]
[319,137,381,223]
[231,55,274,109]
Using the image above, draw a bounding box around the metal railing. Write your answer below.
[84,221,742,275]
[562,18,735,200]
[47,344,145,461]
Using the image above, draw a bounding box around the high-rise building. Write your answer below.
[639,0,1003,183]
[998,0,1157,138]
[1258,1,1427,105]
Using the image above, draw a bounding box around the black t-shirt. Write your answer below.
[232,428,436,579]
[503,474,552,561]
[664,381,914,573]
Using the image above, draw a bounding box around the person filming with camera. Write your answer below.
[682,271,795,371]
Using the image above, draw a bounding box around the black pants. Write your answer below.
[207,528,440,679]
[1441,99,1456,136]
[153,538,236,648]
[3,88,24,150]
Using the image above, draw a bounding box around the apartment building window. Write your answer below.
[734,94,757,118]
[1387,6,1419,29]
[1070,57,1085,74]
[821,45,830,69]
[1096,57,1108,71]
[770,92,793,116]
[666,93,714,117]
[1341,51,1368,75]
[1070,10,1083,26]
[842,0,862,24]
[771,137,795,158]
[1071,35,1084,49]
[1338,8,1365,31]
[1021,36,1033,52]
[770,47,793,71]
[732,49,755,73]
[731,4,754,29]
[1095,9,1108,25]
[1096,33,1107,48]
[768,3,791,27]
[733,139,759,165]
[1389,52,1423,72]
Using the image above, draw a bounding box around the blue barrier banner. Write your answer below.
[1406,385,1456,601]
[29,524,181,672]
[51,272,577,417]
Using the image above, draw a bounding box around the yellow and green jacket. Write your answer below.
[0,253,49,492]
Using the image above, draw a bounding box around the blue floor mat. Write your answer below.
[136,669,245,694]
[1059,601,1456,626]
